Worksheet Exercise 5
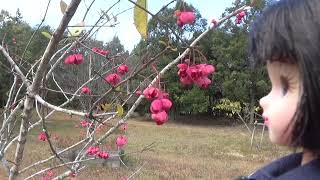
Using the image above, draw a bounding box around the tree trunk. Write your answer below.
[9,96,33,180]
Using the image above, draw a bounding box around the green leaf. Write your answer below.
[60,0,68,14]
[134,0,148,40]
[41,31,52,39]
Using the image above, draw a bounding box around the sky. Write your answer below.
[1,0,234,51]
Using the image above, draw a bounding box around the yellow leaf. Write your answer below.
[134,0,148,39]
[158,40,167,46]
[41,31,52,39]
[115,86,121,91]
[170,47,178,52]
[68,22,85,37]
[60,0,68,14]
[101,103,112,112]
[117,104,124,117]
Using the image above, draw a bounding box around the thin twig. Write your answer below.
[24,157,96,180]
[18,138,89,174]
[35,100,73,172]
[127,162,147,180]
[35,94,117,117]
[21,0,52,60]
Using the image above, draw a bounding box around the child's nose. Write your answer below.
[259,94,269,111]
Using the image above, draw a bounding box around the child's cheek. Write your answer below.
[267,95,297,145]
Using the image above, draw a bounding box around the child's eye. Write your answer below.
[280,76,289,96]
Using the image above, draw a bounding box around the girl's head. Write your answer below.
[249,0,320,152]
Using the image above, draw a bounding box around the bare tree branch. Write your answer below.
[9,1,82,179]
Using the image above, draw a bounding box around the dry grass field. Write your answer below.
[0,112,291,180]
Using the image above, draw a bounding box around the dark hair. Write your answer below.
[249,0,320,153]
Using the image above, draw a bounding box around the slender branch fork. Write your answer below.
[0,0,252,179]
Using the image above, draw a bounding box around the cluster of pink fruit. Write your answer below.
[105,64,129,86]
[116,135,128,149]
[81,86,91,94]
[143,87,172,125]
[92,47,109,56]
[236,11,246,24]
[86,146,109,159]
[64,53,84,65]
[40,170,54,180]
[38,132,48,141]
[80,120,90,127]
[177,61,215,88]
[174,10,196,27]
[64,47,109,65]
[78,65,129,95]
